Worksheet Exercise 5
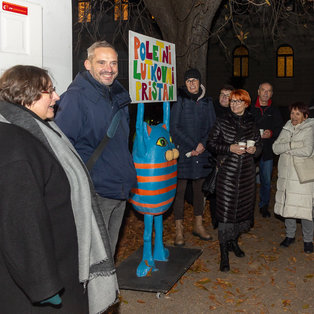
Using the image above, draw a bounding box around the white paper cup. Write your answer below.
[238,141,246,150]
[247,140,255,147]
[185,152,192,158]
[259,129,264,136]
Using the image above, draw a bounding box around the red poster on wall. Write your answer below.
[2,1,28,15]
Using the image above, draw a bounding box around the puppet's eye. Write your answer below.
[156,137,168,147]
[169,136,173,143]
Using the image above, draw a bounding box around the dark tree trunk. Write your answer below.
[143,0,223,86]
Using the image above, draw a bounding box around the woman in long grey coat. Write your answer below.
[273,102,314,254]
[207,89,262,272]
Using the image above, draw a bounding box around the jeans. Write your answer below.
[96,195,126,256]
[259,158,273,208]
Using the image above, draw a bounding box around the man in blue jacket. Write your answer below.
[55,41,137,255]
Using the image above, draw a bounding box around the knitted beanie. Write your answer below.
[184,68,201,83]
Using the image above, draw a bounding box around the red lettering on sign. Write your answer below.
[2,2,28,15]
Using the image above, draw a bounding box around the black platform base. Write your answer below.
[116,246,202,293]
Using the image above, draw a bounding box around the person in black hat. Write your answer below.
[170,68,216,246]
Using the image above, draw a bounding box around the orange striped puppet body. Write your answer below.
[129,102,179,277]
[130,102,179,215]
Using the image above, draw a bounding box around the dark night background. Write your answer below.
[71,0,314,125]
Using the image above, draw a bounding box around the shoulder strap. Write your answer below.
[86,110,122,171]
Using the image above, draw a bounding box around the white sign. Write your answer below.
[0,0,72,93]
[129,30,176,103]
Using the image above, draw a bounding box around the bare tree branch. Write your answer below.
[74,0,314,84]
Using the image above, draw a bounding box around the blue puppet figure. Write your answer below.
[129,102,179,277]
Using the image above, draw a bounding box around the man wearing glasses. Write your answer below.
[206,84,235,229]
[213,84,235,118]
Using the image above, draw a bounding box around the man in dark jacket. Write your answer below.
[251,82,283,218]
[170,69,216,246]
[209,84,235,229]
[55,41,137,255]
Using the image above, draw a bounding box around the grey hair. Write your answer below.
[258,82,273,90]
[87,41,118,60]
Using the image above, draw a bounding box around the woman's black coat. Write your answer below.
[207,110,262,223]
[0,122,88,313]
[170,86,216,179]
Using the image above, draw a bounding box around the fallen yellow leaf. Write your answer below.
[196,284,209,291]
[166,288,179,295]
[196,277,211,284]
[282,299,291,307]
[118,295,128,304]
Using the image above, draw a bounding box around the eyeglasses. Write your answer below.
[41,86,56,97]
[186,79,198,84]
[230,99,244,105]
[220,93,230,99]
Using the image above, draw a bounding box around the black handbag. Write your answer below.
[202,156,226,196]
[203,125,241,196]
[202,166,218,195]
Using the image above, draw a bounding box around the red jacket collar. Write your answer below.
[255,96,272,108]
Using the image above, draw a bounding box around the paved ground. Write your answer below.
[110,186,314,314]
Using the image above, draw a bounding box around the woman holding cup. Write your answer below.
[207,89,262,272]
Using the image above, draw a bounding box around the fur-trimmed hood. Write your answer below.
[178,84,206,102]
